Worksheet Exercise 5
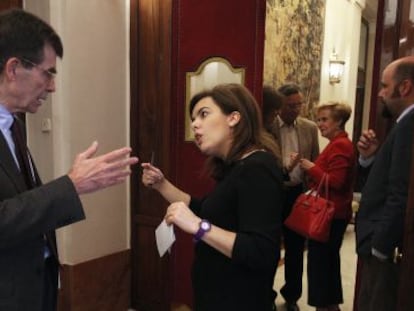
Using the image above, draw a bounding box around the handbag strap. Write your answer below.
[324,174,330,200]
[315,174,330,200]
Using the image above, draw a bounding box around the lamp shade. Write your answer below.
[329,60,345,84]
[329,50,345,84]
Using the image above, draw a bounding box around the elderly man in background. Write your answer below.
[271,83,319,311]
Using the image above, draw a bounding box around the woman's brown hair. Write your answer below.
[189,83,281,179]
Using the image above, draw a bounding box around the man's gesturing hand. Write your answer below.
[357,129,379,159]
[68,141,139,194]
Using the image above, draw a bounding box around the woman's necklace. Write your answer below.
[240,148,265,159]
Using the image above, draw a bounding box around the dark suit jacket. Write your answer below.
[356,109,414,256]
[0,128,85,310]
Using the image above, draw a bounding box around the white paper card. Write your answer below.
[155,219,176,257]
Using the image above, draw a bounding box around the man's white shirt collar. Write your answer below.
[277,115,297,128]
[397,104,414,123]
[0,104,13,132]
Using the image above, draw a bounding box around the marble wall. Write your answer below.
[264,0,325,118]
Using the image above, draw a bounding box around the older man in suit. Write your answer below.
[356,56,414,311]
[270,83,319,311]
[0,9,138,311]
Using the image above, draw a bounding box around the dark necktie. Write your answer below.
[10,116,60,263]
[10,117,36,189]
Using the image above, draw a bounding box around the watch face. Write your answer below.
[194,220,211,242]
[200,221,211,230]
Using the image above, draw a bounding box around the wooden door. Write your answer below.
[0,0,21,11]
[130,0,173,310]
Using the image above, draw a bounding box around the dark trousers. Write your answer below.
[42,256,59,311]
[357,254,399,311]
[280,184,305,303]
[307,219,348,307]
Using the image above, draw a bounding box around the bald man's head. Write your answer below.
[378,56,414,118]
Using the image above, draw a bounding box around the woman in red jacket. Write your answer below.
[299,102,356,311]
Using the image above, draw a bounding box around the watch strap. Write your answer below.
[194,219,211,242]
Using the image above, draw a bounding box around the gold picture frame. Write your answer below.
[184,57,245,141]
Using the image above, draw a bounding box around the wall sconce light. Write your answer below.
[329,50,345,84]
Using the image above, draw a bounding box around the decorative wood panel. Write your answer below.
[58,251,130,311]
[369,0,398,141]
[0,0,21,11]
[263,0,325,118]
[130,0,172,310]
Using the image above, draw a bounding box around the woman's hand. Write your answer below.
[142,163,191,204]
[141,162,164,189]
[165,201,201,234]
[286,152,300,172]
[299,158,315,171]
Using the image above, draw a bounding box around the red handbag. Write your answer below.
[284,174,335,242]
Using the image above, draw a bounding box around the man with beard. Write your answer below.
[355,56,414,311]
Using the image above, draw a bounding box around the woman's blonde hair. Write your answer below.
[315,102,352,130]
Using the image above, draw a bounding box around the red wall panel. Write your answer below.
[169,0,266,307]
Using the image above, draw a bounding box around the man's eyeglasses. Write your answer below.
[19,57,56,81]
[286,102,303,110]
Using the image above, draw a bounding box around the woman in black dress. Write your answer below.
[142,83,284,311]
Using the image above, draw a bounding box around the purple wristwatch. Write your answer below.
[194,219,211,242]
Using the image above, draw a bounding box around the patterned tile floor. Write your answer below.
[274,224,357,311]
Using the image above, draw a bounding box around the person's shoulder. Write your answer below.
[238,151,283,180]
[240,151,280,170]
[394,110,414,138]
[241,150,272,164]
[297,116,317,128]
[334,133,352,144]
[267,121,280,137]
[334,137,353,149]
[330,135,355,156]
[249,150,275,160]
[399,108,414,126]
